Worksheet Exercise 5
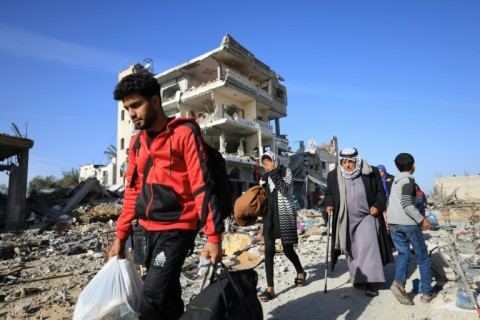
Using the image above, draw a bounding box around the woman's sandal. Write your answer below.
[294,272,307,287]
[364,283,379,297]
[259,290,276,302]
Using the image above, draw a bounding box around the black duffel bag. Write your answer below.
[179,263,263,320]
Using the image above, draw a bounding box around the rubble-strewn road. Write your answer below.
[256,252,476,320]
[0,208,478,319]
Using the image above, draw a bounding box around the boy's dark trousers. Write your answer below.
[139,229,196,320]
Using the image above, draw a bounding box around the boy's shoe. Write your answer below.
[390,281,414,305]
[420,293,436,303]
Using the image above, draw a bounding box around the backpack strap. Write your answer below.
[129,131,143,188]
[178,122,213,256]
[179,122,211,229]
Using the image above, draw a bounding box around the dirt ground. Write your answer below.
[256,210,479,320]
[2,248,477,320]
[257,253,477,320]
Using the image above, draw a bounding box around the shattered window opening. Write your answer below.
[162,84,180,101]
[275,88,285,100]
[224,105,243,120]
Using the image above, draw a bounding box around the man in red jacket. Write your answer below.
[108,72,222,319]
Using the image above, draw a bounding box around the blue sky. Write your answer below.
[0,1,479,195]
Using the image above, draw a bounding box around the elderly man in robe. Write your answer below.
[325,147,393,297]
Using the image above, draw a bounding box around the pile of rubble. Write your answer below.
[0,221,116,319]
[0,181,479,318]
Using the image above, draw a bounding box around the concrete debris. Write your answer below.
[430,246,460,281]
[0,195,479,318]
[0,220,115,319]
[224,251,263,271]
[61,178,111,214]
[24,179,123,234]
[222,232,252,256]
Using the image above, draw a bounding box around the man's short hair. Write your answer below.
[113,72,160,101]
[394,153,415,172]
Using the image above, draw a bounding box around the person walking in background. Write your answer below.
[108,72,222,319]
[317,191,329,227]
[258,151,306,302]
[377,164,394,198]
[387,153,434,305]
[325,147,393,297]
[377,164,395,245]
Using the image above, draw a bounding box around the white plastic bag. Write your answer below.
[73,257,144,320]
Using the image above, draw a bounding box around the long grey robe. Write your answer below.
[345,176,385,284]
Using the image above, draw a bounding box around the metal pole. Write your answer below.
[324,214,331,293]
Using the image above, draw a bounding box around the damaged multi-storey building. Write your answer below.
[290,137,338,209]
[115,34,337,202]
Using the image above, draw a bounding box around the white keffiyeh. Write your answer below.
[339,147,362,180]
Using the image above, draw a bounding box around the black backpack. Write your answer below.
[130,122,233,234]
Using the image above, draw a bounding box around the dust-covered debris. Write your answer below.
[0,200,479,319]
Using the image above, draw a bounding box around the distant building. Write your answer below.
[435,175,480,203]
[79,161,116,187]
[290,137,338,208]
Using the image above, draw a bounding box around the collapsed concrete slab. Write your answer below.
[29,204,70,221]
[61,178,110,214]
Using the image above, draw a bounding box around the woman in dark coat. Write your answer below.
[377,164,394,198]
[325,147,393,297]
[377,164,395,245]
[258,151,306,302]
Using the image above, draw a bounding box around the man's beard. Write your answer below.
[138,108,157,130]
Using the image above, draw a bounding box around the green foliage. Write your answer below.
[58,168,79,188]
[104,145,117,161]
[28,175,58,191]
[28,167,80,191]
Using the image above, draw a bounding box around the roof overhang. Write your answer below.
[0,134,34,161]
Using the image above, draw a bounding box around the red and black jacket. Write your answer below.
[116,117,221,243]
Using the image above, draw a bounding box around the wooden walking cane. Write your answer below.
[324,212,331,293]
